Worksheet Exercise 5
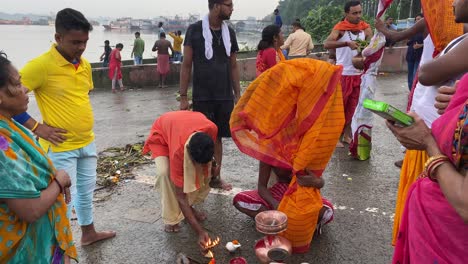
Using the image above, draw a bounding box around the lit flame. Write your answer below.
[205,237,220,249]
[204,250,214,258]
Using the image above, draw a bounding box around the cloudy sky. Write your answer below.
[3,0,279,20]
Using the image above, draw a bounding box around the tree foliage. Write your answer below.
[302,4,343,44]
[277,0,421,43]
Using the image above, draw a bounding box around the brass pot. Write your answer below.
[254,235,292,264]
[352,54,365,70]
[255,210,288,235]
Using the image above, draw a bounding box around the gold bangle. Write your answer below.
[31,121,39,132]
[424,154,448,170]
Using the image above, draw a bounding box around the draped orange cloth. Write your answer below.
[230,59,345,253]
[421,0,464,55]
[392,150,429,246]
[333,19,370,31]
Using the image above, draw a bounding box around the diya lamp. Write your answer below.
[204,237,220,263]
[254,210,292,264]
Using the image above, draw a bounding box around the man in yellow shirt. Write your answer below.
[281,22,314,59]
[169,30,184,61]
[14,8,116,246]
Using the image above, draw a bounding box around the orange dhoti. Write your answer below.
[230,59,345,253]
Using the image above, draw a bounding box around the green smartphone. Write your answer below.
[363,99,414,127]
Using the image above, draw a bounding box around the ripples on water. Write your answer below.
[1,25,260,68]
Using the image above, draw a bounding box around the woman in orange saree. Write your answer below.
[230,58,344,253]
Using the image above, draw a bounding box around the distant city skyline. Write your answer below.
[2,0,279,20]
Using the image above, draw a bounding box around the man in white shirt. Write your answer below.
[281,22,314,58]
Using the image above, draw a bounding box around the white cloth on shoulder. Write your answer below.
[202,14,231,60]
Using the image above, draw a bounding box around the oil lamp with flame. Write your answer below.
[204,237,220,263]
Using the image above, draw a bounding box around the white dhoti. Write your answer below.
[155,133,212,225]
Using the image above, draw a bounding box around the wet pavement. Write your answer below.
[27,73,409,263]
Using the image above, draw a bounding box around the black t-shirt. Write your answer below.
[104,46,112,61]
[406,33,424,62]
[184,21,239,101]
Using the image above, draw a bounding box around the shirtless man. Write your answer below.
[152,32,174,87]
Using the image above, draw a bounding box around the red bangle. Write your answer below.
[425,157,450,182]
[54,178,64,193]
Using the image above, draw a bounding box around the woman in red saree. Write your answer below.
[256,25,285,76]
[387,73,468,263]
[108,43,124,93]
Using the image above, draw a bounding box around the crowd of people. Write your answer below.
[2,0,468,263]
[98,22,183,93]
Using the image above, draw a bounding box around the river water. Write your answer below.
[1,25,260,68]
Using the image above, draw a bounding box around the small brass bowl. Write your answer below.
[255,210,288,235]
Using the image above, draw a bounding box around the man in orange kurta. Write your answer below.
[143,111,218,251]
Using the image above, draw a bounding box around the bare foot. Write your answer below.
[336,141,345,148]
[191,207,207,222]
[81,230,116,246]
[394,159,403,168]
[164,224,181,233]
[209,177,232,191]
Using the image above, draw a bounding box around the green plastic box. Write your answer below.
[363,99,414,127]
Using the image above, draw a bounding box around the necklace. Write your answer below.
[210,29,222,46]
[347,31,360,41]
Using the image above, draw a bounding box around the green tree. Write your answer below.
[302,4,343,43]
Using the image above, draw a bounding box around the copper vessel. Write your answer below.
[255,210,288,235]
[254,235,292,264]
[254,211,292,263]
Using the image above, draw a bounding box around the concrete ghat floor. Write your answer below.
[27,73,410,263]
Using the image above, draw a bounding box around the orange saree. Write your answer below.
[421,0,464,55]
[230,59,345,253]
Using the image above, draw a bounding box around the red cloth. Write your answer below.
[233,181,333,222]
[233,182,289,209]
[108,49,122,80]
[256,48,285,76]
[341,75,362,125]
[157,54,170,75]
[142,111,218,188]
[333,19,370,31]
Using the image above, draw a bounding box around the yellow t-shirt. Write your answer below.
[169,32,183,52]
[20,44,95,152]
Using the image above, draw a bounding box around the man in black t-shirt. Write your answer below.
[179,0,240,191]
